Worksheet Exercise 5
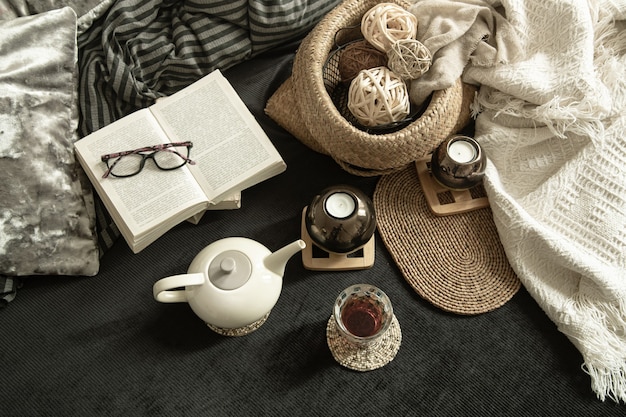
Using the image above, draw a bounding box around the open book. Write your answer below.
[75,70,286,253]
[186,191,242,226]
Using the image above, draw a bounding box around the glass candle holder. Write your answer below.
[333,284,393,346]
[430,135,486,190]
[305,185,376,254]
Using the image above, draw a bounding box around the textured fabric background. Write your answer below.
[1,38,622,416]
[1,0,624,414]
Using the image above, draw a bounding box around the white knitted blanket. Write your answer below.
[457,0,626,403]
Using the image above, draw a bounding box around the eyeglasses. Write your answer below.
[101,141,196,178]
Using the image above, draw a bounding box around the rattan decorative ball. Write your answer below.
[361,3,418,53]
[387,39,432,79]
[338,40,388,83]
[347,66,410,127]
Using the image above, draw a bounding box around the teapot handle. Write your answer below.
[153,273,205,303]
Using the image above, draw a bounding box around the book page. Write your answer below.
[150,70,286,203]
[74,109,208,238]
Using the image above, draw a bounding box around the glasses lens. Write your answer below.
[108,154,144,177]
[153,145,190,170]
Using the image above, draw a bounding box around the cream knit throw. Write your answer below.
[458,0,626,403]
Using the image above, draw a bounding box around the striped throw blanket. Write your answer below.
[78,0,342,137]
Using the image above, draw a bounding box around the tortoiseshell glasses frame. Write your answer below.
[100,141,196,178]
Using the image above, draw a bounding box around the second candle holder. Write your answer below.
[301,184,376,270]
[416,135,490,216]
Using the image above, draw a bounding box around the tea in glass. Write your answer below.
[334,284,393,346]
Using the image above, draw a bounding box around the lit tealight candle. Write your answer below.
[447,139,477,164]
[325,192,356,218]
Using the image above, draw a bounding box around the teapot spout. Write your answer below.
[264,239,306,277]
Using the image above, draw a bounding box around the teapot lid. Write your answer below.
[208,250,251,290]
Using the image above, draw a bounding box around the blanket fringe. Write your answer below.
[592,11,626,123]
[563,293,626,403]
[583,362,626,403]
[473,89,606,142]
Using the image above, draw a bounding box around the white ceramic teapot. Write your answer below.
[153,237,306,330]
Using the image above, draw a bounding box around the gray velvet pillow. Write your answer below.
[0,7,99,276]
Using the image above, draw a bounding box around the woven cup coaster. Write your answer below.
[206,312,270,337]
[326,314,401,371]
[373,167,521,315]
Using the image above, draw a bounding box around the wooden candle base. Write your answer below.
[301,208,375,271]
[415,158,489,216]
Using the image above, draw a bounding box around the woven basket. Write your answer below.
[266,0,476,176]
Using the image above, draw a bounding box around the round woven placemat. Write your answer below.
[206,312,270,337]
[373,167,521,315]
[326,314,401,371]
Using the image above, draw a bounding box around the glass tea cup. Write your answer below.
[333,284,393,346]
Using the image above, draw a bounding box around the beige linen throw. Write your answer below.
[407,0,522,105]
[410,0,626,403]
